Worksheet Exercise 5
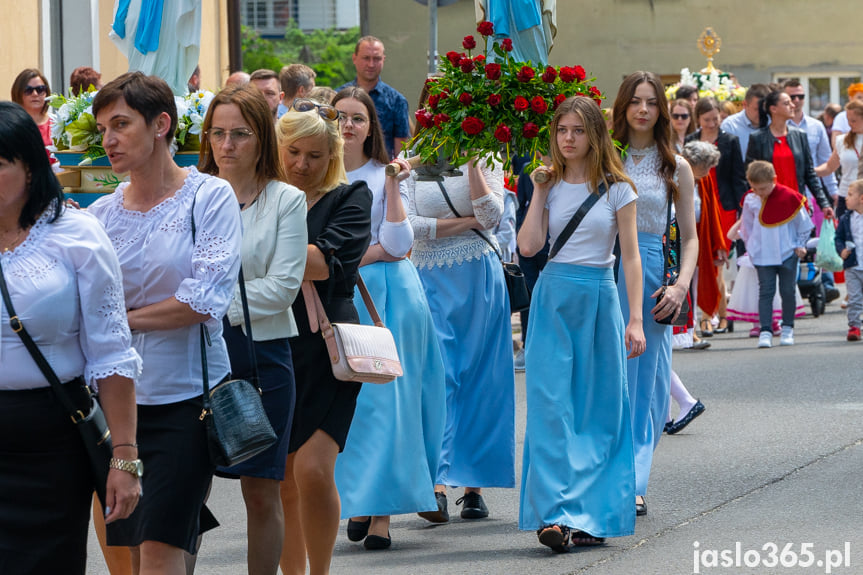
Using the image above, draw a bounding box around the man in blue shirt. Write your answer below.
[721,84,770,161]
[338,36,410,159]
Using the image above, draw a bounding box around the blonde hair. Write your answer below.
[746,160,776,184]
[847,179,863,197]
[276,110,347,193]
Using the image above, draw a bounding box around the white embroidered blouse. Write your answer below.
[406,163,505,269]
[347,159,414,258]
[88,168,242,405]
[624,146,684,236]
[0,207,142,391]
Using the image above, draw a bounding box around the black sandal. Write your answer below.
[570,529,606,546]
[537,524,571,553]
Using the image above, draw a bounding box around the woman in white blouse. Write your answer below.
[89,72,243,575]
[818,100,863,219]
[406,87,516,522]
[198,85,307,574]
[0,101,141,575]
[331,87,446,550]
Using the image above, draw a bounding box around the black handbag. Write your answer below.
[435,180,530,312]
[0,259,112,508]
[655,188,690,327]
[191,191,277,468]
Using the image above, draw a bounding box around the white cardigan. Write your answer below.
[227,180,308,340]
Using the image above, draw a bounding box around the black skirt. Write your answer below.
[0,384,95,575]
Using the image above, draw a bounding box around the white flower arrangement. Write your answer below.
[48,89,104,161]
[175,90,215,151]
[666,68,746,103]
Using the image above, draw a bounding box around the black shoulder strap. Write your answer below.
[435,179,504,261]
[547,181,607,261]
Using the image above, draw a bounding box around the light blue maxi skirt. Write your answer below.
[519,263,636,537]
[416,252,516,488]
[617,232,672,496]
[335,259,447,517]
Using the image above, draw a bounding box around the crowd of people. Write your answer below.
[2,32,863,575]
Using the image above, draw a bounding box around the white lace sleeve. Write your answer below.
[68,211,142,387]
[175,178,243,320]
[406,172,437,240]
[472,163,504,230]
[378,181,414,257]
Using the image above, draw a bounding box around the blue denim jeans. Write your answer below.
[755,254,799,333]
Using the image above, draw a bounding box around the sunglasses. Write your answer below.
[291,98,340,121]
[671,113,690,120]
[24,85,49,96]
[789,94,806,101]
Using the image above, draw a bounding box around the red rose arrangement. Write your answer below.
[408,20,605,173]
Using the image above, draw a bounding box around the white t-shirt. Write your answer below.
[346,159,413,258]
[836,133,862,198]
[833,111,850,135]
[545,180,637,267]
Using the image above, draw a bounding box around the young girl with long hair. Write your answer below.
[517,96,645,551]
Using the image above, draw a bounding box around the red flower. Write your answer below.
[459,92,473,106]
[427,93,441,110]
[589,86,602,98]
[573,65,587,81]
[553,94,567,109]
[446,51,461,67]
[594,99,603,107]
[460,58,475,74]
[487,93,502,107]
[415,109,434,129]
[461,116,485,136]
[477,20,494,37]
[440,89,450,100]
[434,113,451,128]
[541,66,557,83]
[516,66,535,83]
[559,66,577,83]
[513,96,529,112]
[473,54,486,64]
[494,124,512,143]
[501,38,513,52]
[485,63,502,81]
[463,35,477,50]
[522,122,540,139]
[530,96,548,114]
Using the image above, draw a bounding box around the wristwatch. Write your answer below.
[109,458,144,479]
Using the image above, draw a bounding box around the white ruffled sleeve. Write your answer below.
[406,173,438,240]
[378,179,414,258]
[175,177,243,320]
[67,211,142,387]
[472,163,504,230]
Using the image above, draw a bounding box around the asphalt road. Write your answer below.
[87,292,863,574]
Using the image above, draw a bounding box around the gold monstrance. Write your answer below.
[697,27,722,74]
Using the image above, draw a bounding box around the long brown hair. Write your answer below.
[612,71,679,200]
[844,100,863,149]
[549,96,633,194]
[198,84,287,184]
[670,98,695,136]
[332,87,389,165]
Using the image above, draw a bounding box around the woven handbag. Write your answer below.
[302,276,402,384]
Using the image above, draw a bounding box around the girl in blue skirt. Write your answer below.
[517,96,646,551]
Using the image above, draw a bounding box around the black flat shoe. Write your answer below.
[667,400,705,435]
[364,532,392,550]
[664,420,674,433]
[417,492,449,523]
[347,517,371,542]
[456,492,489,519]
[636,498,647,516]
[537,525,571,553]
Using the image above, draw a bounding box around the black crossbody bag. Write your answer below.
[655,189,690,326]
[0,258,113,508]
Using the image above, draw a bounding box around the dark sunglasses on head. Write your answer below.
[290,98,341,121]
[671,113,690,120]
[789,94,806,101]
[24,85,49,96]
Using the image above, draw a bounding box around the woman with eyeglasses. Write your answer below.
[275,99,372,575]
[11,69,56,165]
[670,99,695,152]
[197,85,308,575]
[330,87,446,550]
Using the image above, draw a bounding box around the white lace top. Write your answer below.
[347,159,414,258]
[624,146,683,236]
[0,207,142,391]
[88,168,242,405]
[406,163,505,269]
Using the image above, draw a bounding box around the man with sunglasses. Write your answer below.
[784,79,841,303]
[337,36,409,159]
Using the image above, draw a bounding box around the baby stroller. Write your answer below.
[798,237,826,317]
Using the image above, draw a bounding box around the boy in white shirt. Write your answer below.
[740,161,814,348]
[835,180,863,341]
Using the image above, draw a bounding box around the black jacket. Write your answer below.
[745,127,831,211]
[685,129,748,212]
[835,210,859,269]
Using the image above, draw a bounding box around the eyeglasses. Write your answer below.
[671,113,690,120]
[205,128,256,144]
[24,85,49,96]
[291,98,341,121]
[789,94,806,101]
[338,114,368,127]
